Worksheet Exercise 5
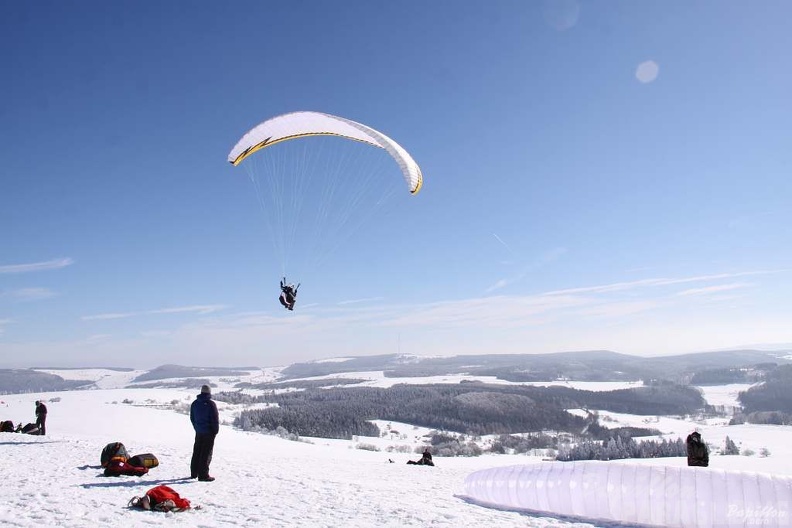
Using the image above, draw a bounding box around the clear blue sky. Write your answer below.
[2,1,791,368]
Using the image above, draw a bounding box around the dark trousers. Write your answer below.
[36,416,46,435]
[190,432,216,478]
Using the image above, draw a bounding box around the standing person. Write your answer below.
[34,400,47,436]
[190,385,219,482]
[686,431,709,467]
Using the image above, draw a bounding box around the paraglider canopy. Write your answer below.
[228,111,423,194]
[227,110,424,295]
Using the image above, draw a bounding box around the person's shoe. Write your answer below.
[190,474,197,479]
[198,476,215,482]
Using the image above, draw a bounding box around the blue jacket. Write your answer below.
[190,393,219,435]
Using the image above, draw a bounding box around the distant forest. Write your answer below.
[558,436,687,461]
[732,365,792,425]
[228,382,704,441]
[0,370,90,394]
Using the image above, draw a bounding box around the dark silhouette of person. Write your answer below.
[421,448,433,465]
[407,447,435,466]
[279,278,300,311]
[35,400,47,435]
[190,385,219,481]
[686,431,709,467]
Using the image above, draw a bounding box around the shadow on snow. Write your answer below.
[455,495,648,528]
[81,477,196,489]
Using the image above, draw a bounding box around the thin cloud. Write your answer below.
[543,271,779,296]
[0,257,74,274]
[486,247,568,293]
[174,269,779,338]
[83,304,228,321]
[149,305,228,315]
[85,334,113,342]
[337,297,384,306]
[676,283,752,297]
[485,279,509,293]
[82,312,137,321]
[10,288,57,301]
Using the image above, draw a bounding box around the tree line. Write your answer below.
[226,382,704,441]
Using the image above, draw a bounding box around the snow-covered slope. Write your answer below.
[2,369,789,527]
[0,386,575,527]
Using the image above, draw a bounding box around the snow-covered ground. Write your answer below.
[0,386,597,528]
[269,369,642,392]
[695,383,755,408]
[1,370,790,527]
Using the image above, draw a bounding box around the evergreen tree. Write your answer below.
[723,436,740,455]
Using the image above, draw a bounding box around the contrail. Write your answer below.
[493,233,516,256]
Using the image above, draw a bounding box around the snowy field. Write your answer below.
[0,386,595,528]
[275,369,642,392]
[1,369,790,527]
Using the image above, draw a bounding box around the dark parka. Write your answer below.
[686,432,709,467]
[190,393,219,435]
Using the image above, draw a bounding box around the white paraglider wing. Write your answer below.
[228,111,423,194]
[462,461,792,528]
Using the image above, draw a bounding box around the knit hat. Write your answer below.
[200,385,211,394]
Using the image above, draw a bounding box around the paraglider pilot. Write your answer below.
[279,278,300,311]
[686,431,709,467]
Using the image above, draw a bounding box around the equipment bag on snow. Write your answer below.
[104,458,148,477]
[100,442,128,467]
[0,420,14,432]
[20,423,40,435]
[128,485,191,512]
[128,453,159,469]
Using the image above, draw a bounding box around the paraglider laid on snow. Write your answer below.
[462,460,792,528]
[279,278,299,311]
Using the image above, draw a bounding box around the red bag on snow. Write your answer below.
[104,458,148,477]
[141,485,191,511]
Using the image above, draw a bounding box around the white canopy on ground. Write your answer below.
[462,460,792,527]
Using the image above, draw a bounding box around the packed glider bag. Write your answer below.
[128,453,159,469]
[100,442,128,467]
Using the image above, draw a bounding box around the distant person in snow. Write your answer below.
[686,431,709,467]
[35,400,47,435]
[407,447,434,466]
[190,385,219,482]
[279,278,300,311]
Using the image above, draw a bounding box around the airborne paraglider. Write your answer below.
[279,278,299,311]
[228,111,423,310]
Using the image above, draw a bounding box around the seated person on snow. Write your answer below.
[407,448,435,466]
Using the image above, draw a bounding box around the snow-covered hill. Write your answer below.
[0,385,584,527]
[1,368,791,527]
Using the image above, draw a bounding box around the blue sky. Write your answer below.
[2,1,791,368]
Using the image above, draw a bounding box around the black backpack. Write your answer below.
[100,442,129,467]
[128,453,159,469]
[20,423,40,435]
